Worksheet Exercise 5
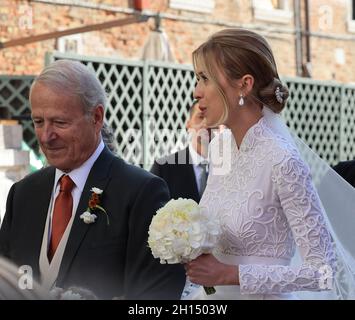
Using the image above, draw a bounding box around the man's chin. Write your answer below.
[43,147,65,156]
[46,158,71,172]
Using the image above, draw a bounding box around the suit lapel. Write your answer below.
[23,167,55,276]
[57,148,114,283]
[187,165,200,202]
[184,148,200,202]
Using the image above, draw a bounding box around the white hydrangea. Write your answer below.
[148,198,220,264]
[60,290,83,300]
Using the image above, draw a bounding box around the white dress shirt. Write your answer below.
[39,140,105,289]
[48,140,105,241]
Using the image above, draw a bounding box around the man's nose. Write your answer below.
[39,124,56,143]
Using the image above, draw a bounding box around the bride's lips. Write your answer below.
[199,105,207,115]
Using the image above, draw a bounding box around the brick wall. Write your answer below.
[307,0,355,82]
[0,0,354,83]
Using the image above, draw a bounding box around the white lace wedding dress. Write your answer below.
[189,109,337,300]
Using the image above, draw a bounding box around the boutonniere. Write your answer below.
[80,187,109,225]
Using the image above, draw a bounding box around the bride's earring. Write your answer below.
[238,93,244,106]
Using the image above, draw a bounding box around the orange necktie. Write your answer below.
[48,175,75,262]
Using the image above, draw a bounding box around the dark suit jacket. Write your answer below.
[333,160,355,188]
[150,147,200,203]
[0,147,185,299]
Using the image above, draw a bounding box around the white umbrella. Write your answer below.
[141,15,175,62]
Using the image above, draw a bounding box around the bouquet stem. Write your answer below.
[203,286,216,295]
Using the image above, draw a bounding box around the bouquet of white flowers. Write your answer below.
[148,198,220,295]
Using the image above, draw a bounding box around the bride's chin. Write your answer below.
[206,119,219,128]
[205,118,212,126]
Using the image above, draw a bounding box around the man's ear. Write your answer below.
[92,105,104,130]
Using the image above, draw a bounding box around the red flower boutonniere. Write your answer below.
[80,187,109,225]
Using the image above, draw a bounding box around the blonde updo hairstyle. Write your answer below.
[192,28,289,125]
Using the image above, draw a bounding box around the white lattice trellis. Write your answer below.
[340,86,355,161]
[0,76,37,150]
[282,77,343,164]
[144,61,196,167]
[1,53,355,169]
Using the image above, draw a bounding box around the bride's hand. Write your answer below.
[185,254,239,286]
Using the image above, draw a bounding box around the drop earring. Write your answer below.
[238,93,244,106]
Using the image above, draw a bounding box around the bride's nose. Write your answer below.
[194,81,203,100]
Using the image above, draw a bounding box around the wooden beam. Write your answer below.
[0,15,149,49]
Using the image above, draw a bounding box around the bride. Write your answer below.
[184,28,354,300]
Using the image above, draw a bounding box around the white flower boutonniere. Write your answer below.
[80,211,97,224]
[80,187,109,225]
[91,187,103,195]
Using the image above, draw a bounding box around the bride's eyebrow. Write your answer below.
[195,71,206,77]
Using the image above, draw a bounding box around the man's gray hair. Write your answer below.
[31,59,107,113]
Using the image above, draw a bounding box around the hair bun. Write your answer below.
[258,78,289,113]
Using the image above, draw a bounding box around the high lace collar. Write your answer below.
[229,116,268,153]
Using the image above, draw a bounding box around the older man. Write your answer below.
[0,60,185,299]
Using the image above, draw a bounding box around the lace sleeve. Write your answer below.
[239,152,337,295]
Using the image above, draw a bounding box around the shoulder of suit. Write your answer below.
[7,166,55,196]
[334,160,355,173]
[156,152,176,164]
[154,148,189,166]
[17,166,55,184]
[110,156,160,182]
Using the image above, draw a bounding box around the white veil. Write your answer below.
[263,106,355,300]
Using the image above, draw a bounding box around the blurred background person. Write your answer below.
[151,100,212,202]
[333,160,355,188]
[101,123,118,155]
